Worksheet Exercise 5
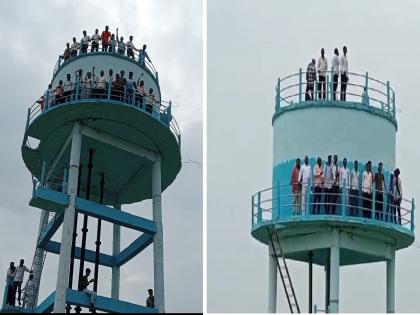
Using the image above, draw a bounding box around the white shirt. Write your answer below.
[81,35,90,44]
[14,265,31,282]
[91,33,100,44]
[298,164,312,186]
[97,75,107,89]
[340,55,348,76]
[323,164,334,189]
[332,164,339,185]
[70,42,79,52]
[339,166,350,188]
[317,56,328,77]
[362,171,373,194]
[126,40,137,50]
[332,54,340,75]
[63,79,73,92]
[350,170,360,190]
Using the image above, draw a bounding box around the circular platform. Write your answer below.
[22,95,181,205]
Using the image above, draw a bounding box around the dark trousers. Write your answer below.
[349,189,359,216]
[91,42,99,52]
[318,75,326,99]
[395,199,402,224]
[324,187,332,214]
[135,94,144,109]
[340,73,348,101]
[330,185,339,214]
[102,42,108,51]
[63,90,72,102]
[362,192,372,218]
[375,192,384,220]
[13,281,22,304]
[7,284,14,305]
[81,44,88,54]
[127,48,134,59]
[305,82,314,100]
[333,74,339,100]
[312,186,322,214]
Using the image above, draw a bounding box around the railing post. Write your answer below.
[411,198,415,232]
[372,185,376,219]
[45,91,49,111]
[306,183,310,216]
[252,195,255,226]
[330,72,334,101]
[40,161,46,188]
[365,72,369,91]
[257,192,262,223]
[62,168,68,194]
[299,68,302,103]
[387,81,391,113]
[275,77,281,112]
[392,91,396,118]
[108,79,112,100]
[384,189,388,222]
[167,101,172,125]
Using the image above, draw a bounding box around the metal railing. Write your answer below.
[26,84,181,146]
[54,41,158,82]
[275,70,396,119]
[251,182,415,233]
[32,162,68,197]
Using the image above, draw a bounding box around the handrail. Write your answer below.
[251,182,414,233]
[275,70,396,120]
[26,84,181,146]
[54,40,158,83]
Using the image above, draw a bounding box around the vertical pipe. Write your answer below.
[251,195,255,226]
[309,251,313,313]
[325,249,330,313]
[77,149,94,290]
[53,122,82,313]
[152,155,165,312]
[66,164,82,314]
[386,250,395,313]
[298,68,302,103]
[329,229,340,313]
[387,81,391,112]
[111,204,121,299]
[93,174,105,293]
[268,246,277,313]
[411,198,415,232]
[275,77,281,112]
[258,192,262,222]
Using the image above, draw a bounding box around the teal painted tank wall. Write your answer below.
[272,106,396,218]
[51,54,161,101]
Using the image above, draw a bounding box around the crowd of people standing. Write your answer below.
[289,155,403,224]
[60,26,152,67]
[5,259,34,308]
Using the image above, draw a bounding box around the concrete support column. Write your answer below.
[152,155,165,312]
[268,246,277,313]
[386,250,395,313]
[111,204,121,299]
[329,229,340,313]
[53,122,82,313]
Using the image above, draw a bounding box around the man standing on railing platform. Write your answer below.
[317,48,328,100]
[340,46,349,101]
[91,29,100,52]
[349,160,360,216]
[323,155,334,214]
[13,259,31,306]
[298,156,312,214]
[339,158,350,214]
[290,158,301,215]
[70,37,79,57]
[331,154,340,214]
[305,59,316,101]
[362,161,374,218]
[391,168,402,224]
[374,162,386,221]
[80,30,91,54]
[101,26,111,52]
[313,157,324,214]
[139,44,151,66]
[126,36,140,59]
[332,48,340,101]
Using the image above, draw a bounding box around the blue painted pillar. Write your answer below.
[299,68,302,103]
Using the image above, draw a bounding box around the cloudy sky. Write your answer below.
[208,0,420,313]
[0,0,202,312]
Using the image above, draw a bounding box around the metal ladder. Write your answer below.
[24,211,55,309]
[267,226,300,313]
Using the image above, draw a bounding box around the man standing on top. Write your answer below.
[290,158,302,215]
[374,162,386,220]
[80,30,91,54]
[5,262,16,306]
[13,259,31,306]
[362,161,374,218]
[391,168,403,224]
[70,37,79,57]
[101,26,112,52]
[339,158,350,213]
[79,268,96,312]
[331,48,340,101]
[91,29,101,52]
[126,36,139,60]
[305,59,316,101]
[298,156,312,214]
[139,44,151,66]
[146,289,154,308]
[340,46,349,101]
[349,160,360,216]
[317,48,328,100]
[312,157,323,214]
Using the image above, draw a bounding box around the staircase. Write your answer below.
[267,226,300,313]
